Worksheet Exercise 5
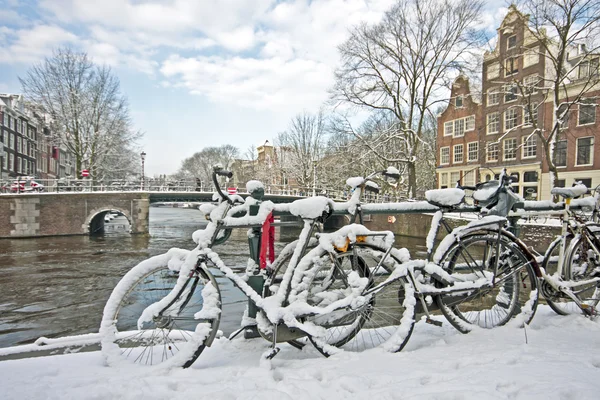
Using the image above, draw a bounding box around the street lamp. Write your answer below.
[312,159,317,197]
[140,151,146,191]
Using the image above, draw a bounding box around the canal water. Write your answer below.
[0,208,262,348]
[0,207,557,349]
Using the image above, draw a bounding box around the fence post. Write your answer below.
[244,184,265,339]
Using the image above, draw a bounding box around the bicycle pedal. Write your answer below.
[264,347,281,360]
[425,318,443,327]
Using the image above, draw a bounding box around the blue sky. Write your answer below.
[0,0,505,176]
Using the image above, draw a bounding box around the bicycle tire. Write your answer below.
[436,230,538,333]
[100,259,221,368]
[303,243,416,355]
[545,229,600,315]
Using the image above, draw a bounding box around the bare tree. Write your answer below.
[514,0,600,188]
[177,145,239,185]
[276,111,328,191]
[20,47,141,180]
[331,0,484,198]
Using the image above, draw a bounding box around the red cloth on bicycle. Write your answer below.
[260,212,275,269]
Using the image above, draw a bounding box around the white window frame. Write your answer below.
[450,171,460,186]
[487,112,500,134]
[504,83,518,102]
[453,144,464,163]
[9,153,14,171]
[439,172,448,188]
[523,103,538,127]
[455,95,464,108]
[444,121,454,136]
[522,135,537,159]
[507,34,517,50]
[504,108,518,131]
[578,100,596,126]
[454,118,465,137]
[440,146,450,165]
[465,115,475,132]
[504,57,518,77]
[467,141,478,162]
[555,140,567,167]
[575,136,594,166]
[487,89,500,106]
[503,138,517,161]
[486,142,499,162]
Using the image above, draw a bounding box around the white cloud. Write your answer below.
[0,25,78,64]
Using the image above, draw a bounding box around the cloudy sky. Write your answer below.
[0,0,506,176]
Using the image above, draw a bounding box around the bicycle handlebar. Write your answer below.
[212,166,234,204]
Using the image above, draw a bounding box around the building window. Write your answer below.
[454,118,465,137]
[487,112,500,134]
[555,140,567,167]
[440,146,450,165]
[465,115,475,131]
[504,108,518,131]
[523,171,538,182]
[487,89,500,106]
[453,144,464,163]
[487,142,499,162]
[578,58,599,79]
[17,137,21,153]
[578,99,596,125]
[524,47,539,68]
[523,75,539,94]
[507,35,517,49]
[455,95,463,108]
[576,137,594,166]
[503,138,517,160]
[487,62,500,79]
[2,153,7,170]
[440,172,448,189]
[444,121,454,136]
[10,133,14,149]
[16,119,21,134]
[505,57,518,76]
[463,170,476,186]
[523,103,538,126]
[9,153,14,171]
[2,113,7,126]
[467,141,478,161]
[504,83,517,102]
[522,135,537,158]
[558,104,570,129]
[450,171,460,186]
[22,158,26,174]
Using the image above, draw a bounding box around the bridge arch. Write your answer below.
[84,206,132,235]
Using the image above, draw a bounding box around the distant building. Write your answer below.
[0,94,38,180]
[436,6,600,200]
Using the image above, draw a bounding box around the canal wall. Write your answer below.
[0,193,149,238]
[363,213,560,254]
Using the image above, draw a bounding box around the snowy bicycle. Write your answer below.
[100,168,538,368]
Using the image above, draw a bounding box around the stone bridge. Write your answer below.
[0,192,150,238]
[0,191,304,239]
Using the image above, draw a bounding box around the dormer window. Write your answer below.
[507,35,517,50]
[455,95,463,108]
[505,57,518,76]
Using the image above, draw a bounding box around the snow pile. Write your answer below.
[246,180,264,194]
[551,183,588,198]
[2,306,600,399]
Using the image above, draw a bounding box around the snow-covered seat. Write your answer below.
[425,188,465,207]
[288,196,335,220]
[551,184,587,199]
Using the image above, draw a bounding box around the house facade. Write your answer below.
[436,6,600,200]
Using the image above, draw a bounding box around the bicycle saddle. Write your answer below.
[425,188,465,207]
[288,196,335,221]
[551,184,587,199]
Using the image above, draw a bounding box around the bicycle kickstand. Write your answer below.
[263,323,281,360]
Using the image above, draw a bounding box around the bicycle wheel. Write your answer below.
[436,231,538,333]
[544,229,600,315]
[304,243,416,355]
[100,260,221,368]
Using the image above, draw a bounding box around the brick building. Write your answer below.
[436,6,600,200]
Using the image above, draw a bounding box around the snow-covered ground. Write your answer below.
[1,305,599,400]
